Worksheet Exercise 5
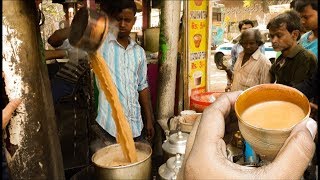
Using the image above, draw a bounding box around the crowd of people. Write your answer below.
[2,0,318,179]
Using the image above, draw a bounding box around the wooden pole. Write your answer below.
[142,0,151,30]
[183,2,190,109]
[156,0,181,131]
[83,0,96,10]
[2,1,65,179]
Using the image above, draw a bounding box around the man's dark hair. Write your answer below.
[239,28,264,46]
[267,10,302,40]
[100,0,137,18]
[119,0,137,15]
[293,0,318,12]
[238,19,254,31]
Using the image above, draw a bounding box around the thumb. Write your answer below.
[266,118,317,179]
[177,117,200,180]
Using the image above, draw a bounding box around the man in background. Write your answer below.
[267,10,316,87]
[230,19,266,70]
[221,29,271,91]
[294,0,318,61]
[231,19,254,69]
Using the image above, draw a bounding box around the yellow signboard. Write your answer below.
[188,0,208,94]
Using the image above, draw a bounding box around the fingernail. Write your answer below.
[306,118,317,140]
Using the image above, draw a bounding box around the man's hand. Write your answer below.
[145,121,155,142]
[2,99,22,129]
[138,88,155,142]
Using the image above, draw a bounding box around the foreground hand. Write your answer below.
[2,99,22,129]
[178,91,317,179]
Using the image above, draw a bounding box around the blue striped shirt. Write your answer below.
[96,32,149,138]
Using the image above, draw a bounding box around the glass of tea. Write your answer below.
[234,84,310,162]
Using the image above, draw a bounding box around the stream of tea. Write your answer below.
[89,52,138,163]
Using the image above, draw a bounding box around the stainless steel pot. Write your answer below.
[158,154,184,180]
[162,131,188,161]
[69,7,108,52]
[92,142,152,180]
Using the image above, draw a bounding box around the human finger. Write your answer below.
[181,91,242,179]
[2,99,22,129]
[176,116,201,180]
[192,91,242,149]
[264,118,317,179]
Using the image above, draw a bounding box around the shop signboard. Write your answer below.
[184,0,208,108]
[269,4,290,13]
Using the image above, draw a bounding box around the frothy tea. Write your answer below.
[94,148,149,167]
[241,100,305,129]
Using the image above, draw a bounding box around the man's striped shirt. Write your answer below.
[96,32,149,138]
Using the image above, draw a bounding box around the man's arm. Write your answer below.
[225,69,233,82]
[230,44,238,69]
[45,49,67,60]
[220,58,233,82]
[139,88,155,141]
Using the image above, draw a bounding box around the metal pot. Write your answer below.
[162,131,188,161]
[158,154,184,180]
[69,7,108,52]
[91,142,152,180]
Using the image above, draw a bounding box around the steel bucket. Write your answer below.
[92,142,152,180]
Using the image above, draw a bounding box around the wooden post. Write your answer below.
[183,2,190,110]
[142,0,151,30]
[2,1,65,179]
[156,0,181,131]
[83,0,96,10]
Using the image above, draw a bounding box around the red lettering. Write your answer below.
[200,22,206,29]
[191,63,197,69]
[191,22,198,29]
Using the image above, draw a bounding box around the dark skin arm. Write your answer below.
[45,49,67,60]
[225,69,233,82]
[139,88,155,142]
[47,27,70,48]
[218,61,233,82]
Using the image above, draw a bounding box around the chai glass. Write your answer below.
[234,84,310,161]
